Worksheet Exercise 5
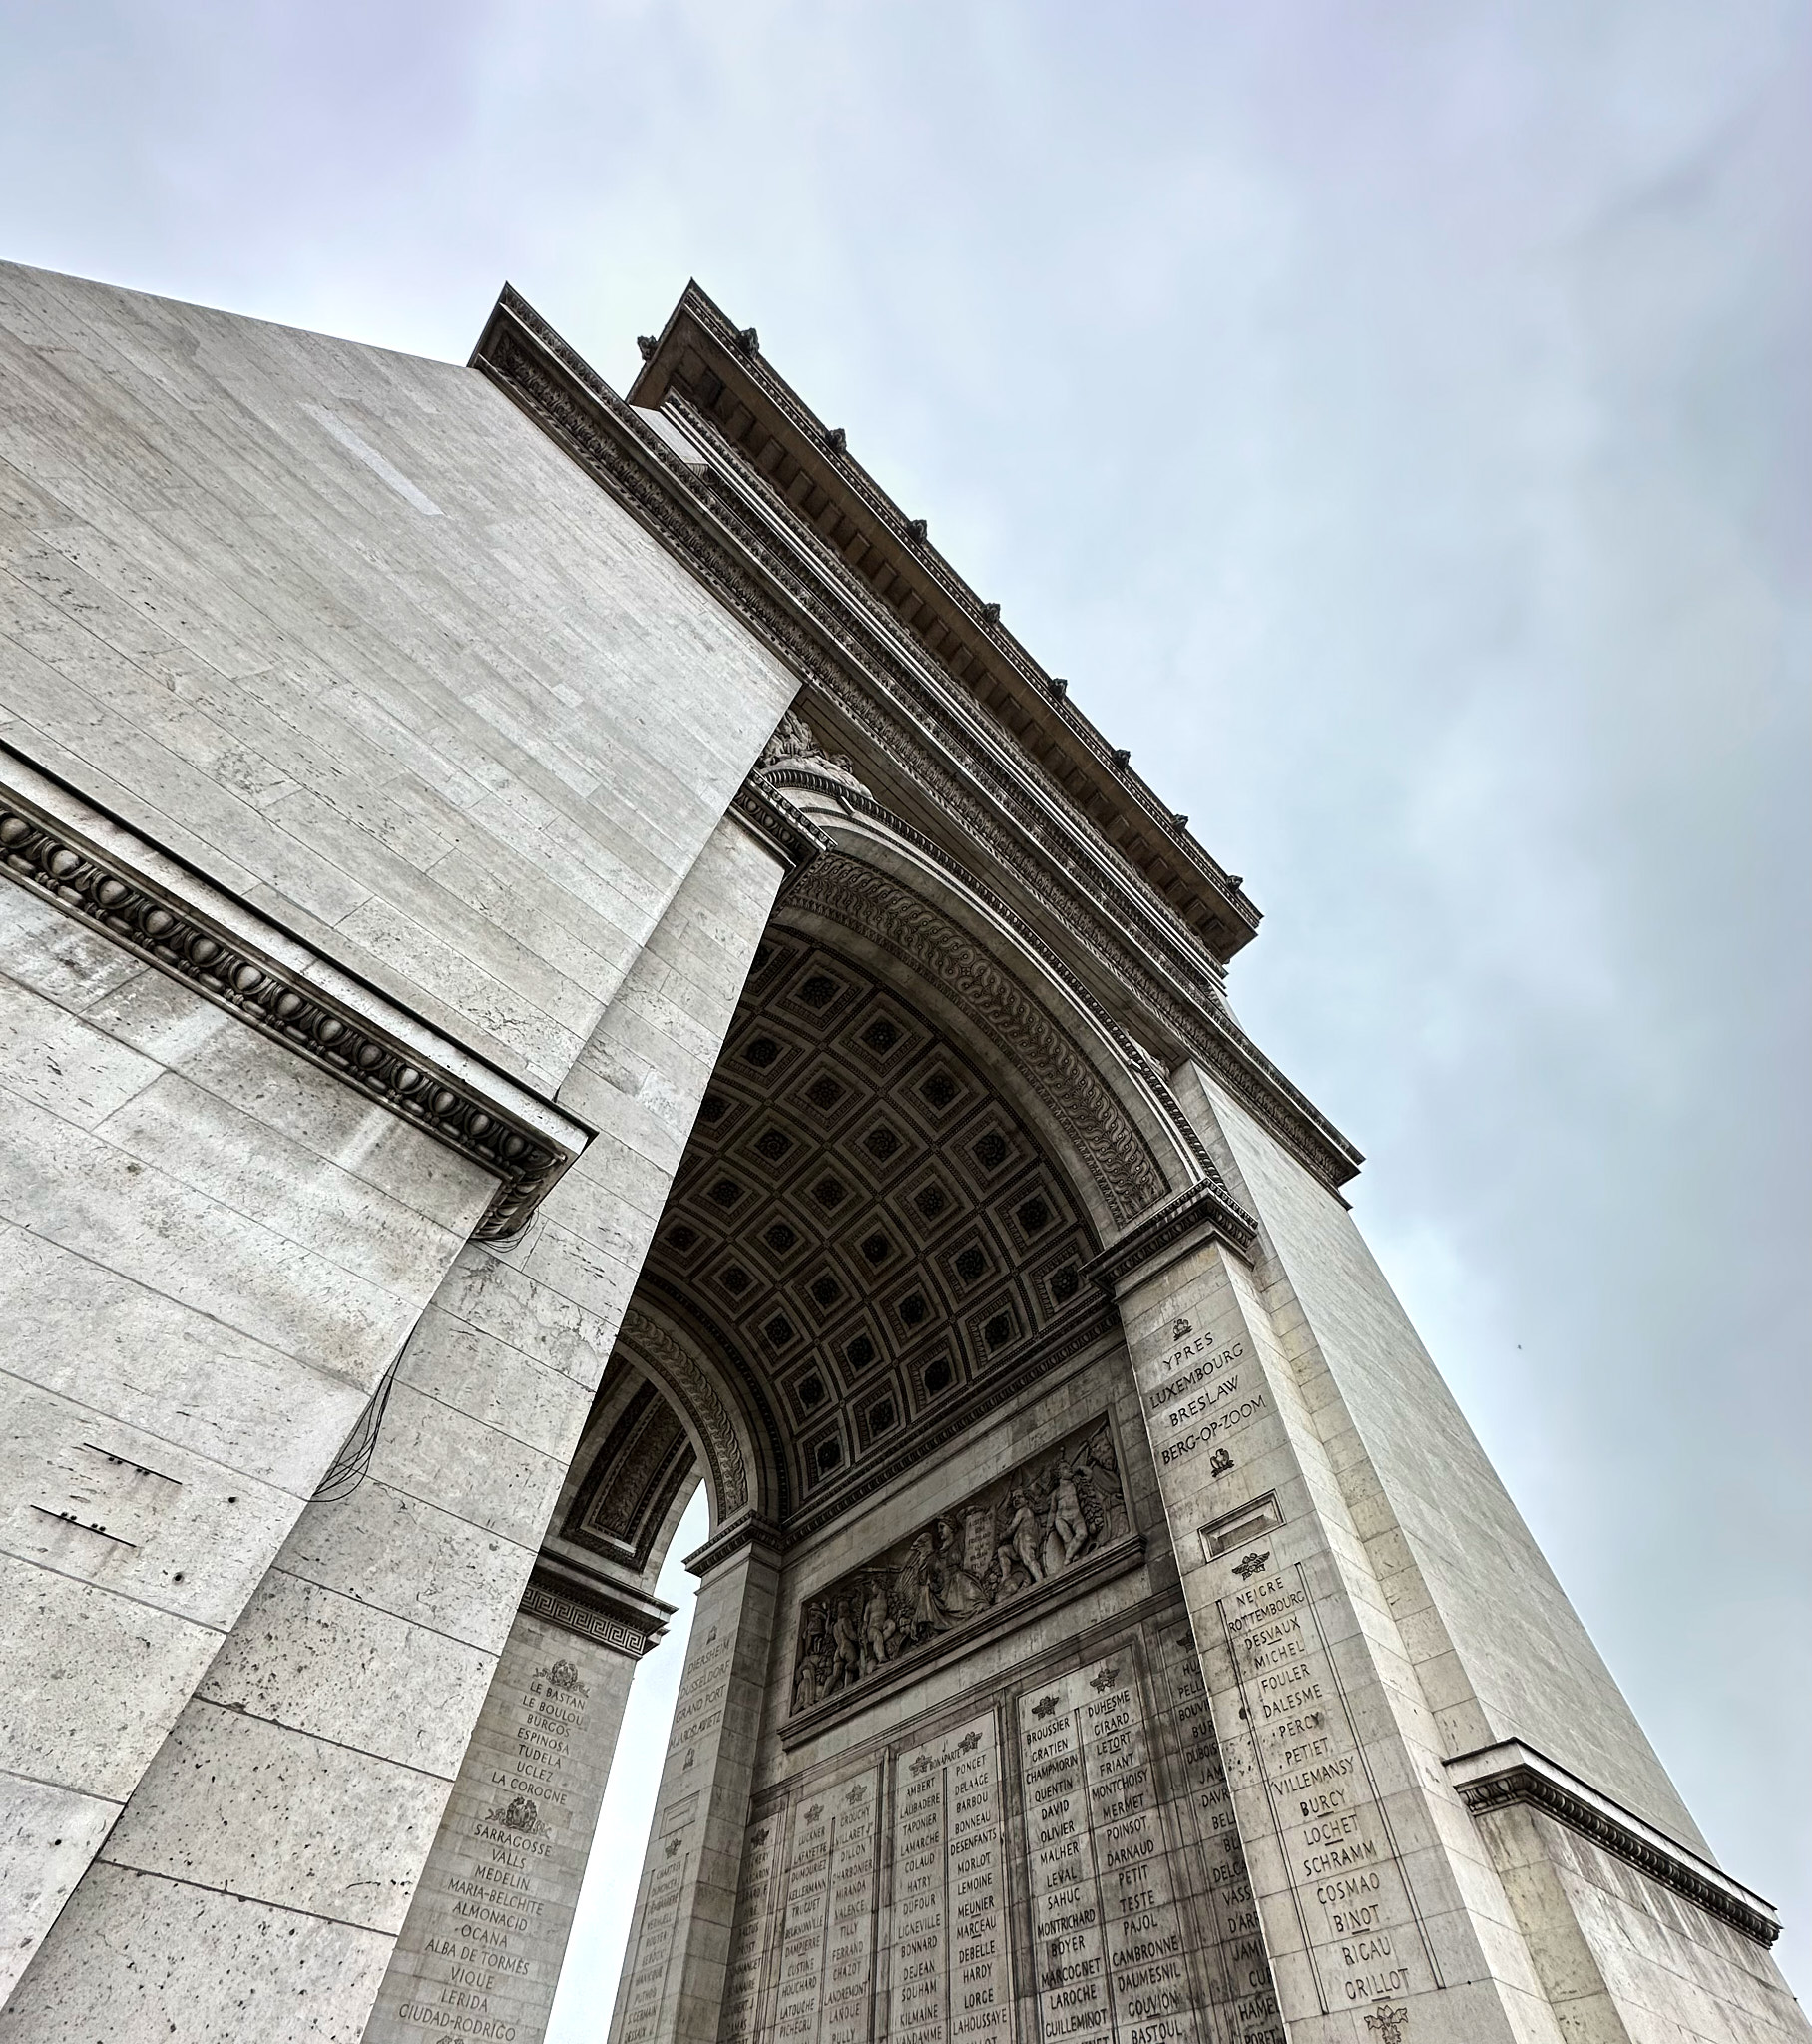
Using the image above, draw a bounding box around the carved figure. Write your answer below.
[1083,1432,1128,1543]
[860,1577,898,1673]
[756,709,870,794]
[798,1599,833,1696]
[936,1516,989,1618]
[786,1417,1134,1714]
[997,1486,1044,1593]
[904,1530,948,1637]
[830,1598,862,1691]
[1046,1463,1090,1570]
[793,1655,819,1712]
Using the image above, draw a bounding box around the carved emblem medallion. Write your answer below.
[486,1795,541,1834]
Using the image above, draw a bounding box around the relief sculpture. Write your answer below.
[789,1416,1132,1715]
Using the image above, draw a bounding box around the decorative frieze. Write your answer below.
[784,1416,1138,1736]
[468,288,1364,1197]
[0,772,585,1240]
[1085,1181,1259,1291]
[518,1564,673,1661]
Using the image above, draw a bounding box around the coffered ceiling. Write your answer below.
[644,930,1101,1509]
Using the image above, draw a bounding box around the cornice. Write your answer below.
[0,769,586,1240]
[683,1510,789,1578]
[728,776,832,880]
[1447,1741,1781,1949]
[476,292,1225,992]
[469,285,1360,1194]
[522,1561,675,1659]
[629,284,1255,946]
[1086,1179,1260,1295]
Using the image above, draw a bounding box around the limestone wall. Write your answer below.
[0,260,797,1096]
[1476,1804,1810,2042]
[612,1335,1287,2044]
[3,809,790,2040]
[0,805,494,2000]
[0,258,802,2028]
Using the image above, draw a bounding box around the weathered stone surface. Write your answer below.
[0,845,497,1995]
[2,260,1802,2044]
[0,1861,394,2043]
[708,1600,1284,2044]
[1178,1063,1708,1854]
[0,1778,117,1995]
[99,1702,451,1934]
[1114,1229,1583,2042]
[0,258,797,1094]
[8,807,792,2035]
[197,1571,499,1778]
[362,1613,643,2044]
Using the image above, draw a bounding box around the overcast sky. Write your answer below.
[4,0,1805,2017]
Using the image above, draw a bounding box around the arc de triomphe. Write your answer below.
[0,263,1803,2044]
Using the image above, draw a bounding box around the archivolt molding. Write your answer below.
[639,1279,795,1527]
[784,852,1167,1231]
[615,1304,750,1517]
[762,764,1247,1203]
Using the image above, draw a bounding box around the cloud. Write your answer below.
[3,0,1805,2004]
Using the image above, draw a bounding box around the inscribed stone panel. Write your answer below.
[362,1617,638,2044]
[716,1607,1278,2044]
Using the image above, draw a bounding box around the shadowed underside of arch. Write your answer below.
[637,920,1126,1518]
[782,852,1171,1228]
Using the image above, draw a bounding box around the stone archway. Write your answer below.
[573,834,1279,2044]
[7,268,1797,2044]
[350,813,1266,2044]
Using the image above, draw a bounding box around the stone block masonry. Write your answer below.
[2,258,1805,2044]
[5,810,792,2041]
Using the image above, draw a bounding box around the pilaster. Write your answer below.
[608,1518,786,2044]
[1112,1223,1562,2044]
[362,1584,668,2043]
[3,801,795,2043]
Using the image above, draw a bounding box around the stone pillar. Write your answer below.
[362,1580,671,2044]
[0,766,539,2006]
[1106,1202,1560,2044]
[2,804,801,2044]
[1157,1065,1812,2043]
[607,1521,784,2044]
